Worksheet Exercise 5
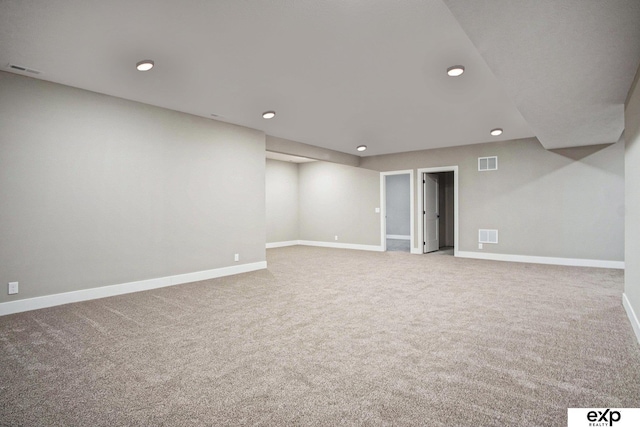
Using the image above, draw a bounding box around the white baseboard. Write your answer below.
[268,240,386,253]
[410,248,423,254]
[623,293,640,344]
[456,251,624,269]
[0,261,267,317]
[386,235,411,240]
[266,240,299,249]
[298,240,384,252]
[269,239,414,253]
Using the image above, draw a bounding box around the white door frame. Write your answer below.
[380,170,415,252]
[417,166,459,256]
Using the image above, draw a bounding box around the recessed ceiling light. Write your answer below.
[356,145,367,152]
[447,65,465,77]
[262,111,276,119]
[136,60,154,71]
[490,128,503,136]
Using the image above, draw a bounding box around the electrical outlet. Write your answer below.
[334,235,338,241]
[8,282,18,295]
[375,207,380,213]
[234,253,239,262]
[478,243,483,250]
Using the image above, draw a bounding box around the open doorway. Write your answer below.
[380,170,414,252]
[423,171,455,254]
[418,166,458,256]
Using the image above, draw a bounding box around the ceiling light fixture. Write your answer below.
[136,60,154,71]
[356,145,367,152]
[447,65,465,77]
[490,128,503,136]
[262,111,276,119]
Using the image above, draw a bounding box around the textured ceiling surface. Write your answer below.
[1,1,639,155]
[443,0,640,149]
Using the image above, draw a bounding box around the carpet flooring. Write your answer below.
[386,239,410,252]
[1,246,639,426]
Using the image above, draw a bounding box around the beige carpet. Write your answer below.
[1,246,638,426]
[386,239,410,252]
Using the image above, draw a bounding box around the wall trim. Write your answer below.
[623,293,640,344]
[298,240,384,252]
[457,251,624,269]
[266,240,299,248]
[0,261,267,317]
[386,234,411,240]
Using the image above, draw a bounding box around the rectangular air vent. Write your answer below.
[478,156,498,171]
[8,63,41,74]
[479,229,498,244]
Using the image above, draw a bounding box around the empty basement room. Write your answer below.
[1,1,640,426]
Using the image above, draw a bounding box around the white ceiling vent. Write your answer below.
[8,63,41,74]
[478,156,498,171]
[479,229,498,244]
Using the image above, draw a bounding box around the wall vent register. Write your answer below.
[479,229,498,244]
[478,156,498,171]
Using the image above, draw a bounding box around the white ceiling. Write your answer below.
[1,1,639,156]
[442,0,640,150]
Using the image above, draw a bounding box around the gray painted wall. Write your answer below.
[361,137,624,261]
[298,161,380,246]
[625,69,640,332]
[266,159,299,243]
[0,72,266,303]
[385,174,410,236]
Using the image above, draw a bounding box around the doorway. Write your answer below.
[380,170,414,252]
[418,167,458,256]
